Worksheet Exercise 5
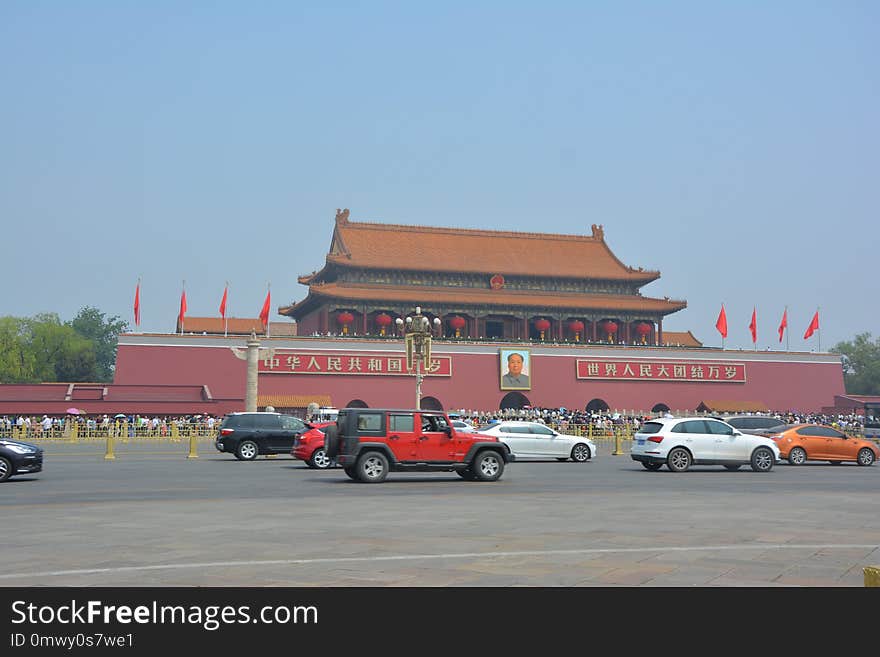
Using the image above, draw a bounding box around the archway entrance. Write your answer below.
[345,399,369,408]
[500,392,530,410]
[585,398,609,413]
[651,403,670,413]
[420,396,443,411]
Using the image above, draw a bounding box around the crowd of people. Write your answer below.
[0,414,219,437]
[450,406,875,434]
[0,407,874,438]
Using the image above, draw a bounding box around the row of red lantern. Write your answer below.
[335,311,654,341]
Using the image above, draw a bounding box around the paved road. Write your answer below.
[3,440,879,586]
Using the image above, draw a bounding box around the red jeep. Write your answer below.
[325,408,513,483]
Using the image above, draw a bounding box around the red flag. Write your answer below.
[178,289,187,328]
[219,285,228,319]
[749,307,757,344]
[803,310,819,339]
[133,282,141,327]
[778,309,788,342]
[259,289,271,328]
[715,305,728,338]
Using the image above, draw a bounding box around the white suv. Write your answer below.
[631,417,780,473]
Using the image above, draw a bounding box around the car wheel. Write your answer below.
[472,450,505,481]
[724,465,741,471]
[355,451,389,483]
[750,446,774,472]
[788,447,807,465]
[571,443,591,462]
[235,440,258,461]
[666,447,691,473]
[343,466,358,480]
[0,456,11,482]
[857,448,875,466]
[642,461,663,471]
[309,448,333,469]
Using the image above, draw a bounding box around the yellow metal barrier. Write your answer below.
[865,567,880,587]
[104,433,115,460]
[187,432,199,459]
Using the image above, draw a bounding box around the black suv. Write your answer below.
[325,408,513,483]
[715,415,788,436]
[215,412,311,460]
[0,438,43,482]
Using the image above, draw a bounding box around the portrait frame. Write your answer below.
[499,348,532,391]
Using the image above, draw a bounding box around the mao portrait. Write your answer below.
[500,349,531,390]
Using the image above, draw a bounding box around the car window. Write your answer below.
[755,418,781,429]
[672,420,706,434]
[726,418,747,429]
[421,415,447,432]
[704,420,734,435]
[356,413,383,433]
[390,414,415,432]
[639,422,664,434]
[817,426,845,438]
[281,416,306,431]
[255,414,282,429]
[796,426,822,437]
[530,424,555,435]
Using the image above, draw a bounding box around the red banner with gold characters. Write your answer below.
[576,359,746,382]
[259,351,452,376]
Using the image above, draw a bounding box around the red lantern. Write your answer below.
[375,313,392,336]
[337,311,354,335]
[600,320,618,342]
[449,315,466,338]
[535,318,551,341]
[568,320,584,342]
[635,322,652,344]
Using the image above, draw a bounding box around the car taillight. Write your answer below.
[647,436,664,443]
[220,428,234,436]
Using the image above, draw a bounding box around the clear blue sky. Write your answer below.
[1,2,876,351]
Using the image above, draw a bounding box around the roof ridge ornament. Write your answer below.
[591,224,604,240]
[335,208,350,223]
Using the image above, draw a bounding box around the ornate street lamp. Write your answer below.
[396,306,441,409]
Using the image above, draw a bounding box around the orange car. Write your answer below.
[770,424,878,466]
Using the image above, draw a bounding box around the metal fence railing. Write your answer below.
[0,423,218,443]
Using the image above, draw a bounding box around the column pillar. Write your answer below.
[320,307,329,334]
[624,319,631,344]
[523,317,529,341]
[362,307,368,335]
[657,318,663,346]
[246,333,260,412]
[591,319,597,342]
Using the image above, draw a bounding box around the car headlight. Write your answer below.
[4,444,36,454]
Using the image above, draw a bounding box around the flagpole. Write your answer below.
[785,305,789,352]
[817,306,820,353]
[224,281,229,338]
[266,283,271,338]
[181,280,185,335]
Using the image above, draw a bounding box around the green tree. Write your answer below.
[26,313,99,382]
[831,333,880,395]
[0,317,38,382]
[67,306,127,381]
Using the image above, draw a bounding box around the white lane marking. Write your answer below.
[1,544,878,580]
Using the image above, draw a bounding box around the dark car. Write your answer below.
[715,415,788,436]
[0,438,44,482]
[215,412,311,460]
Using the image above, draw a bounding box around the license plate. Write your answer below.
[636,439,645,445]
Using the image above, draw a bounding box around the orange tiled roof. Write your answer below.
[176,317,297,336]
[281,282,686,315]
[661,331,702,347]
[696,400,771,413]
[257,394,332,407]
[307,213,660,282]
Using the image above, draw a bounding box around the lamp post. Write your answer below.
[396,306,441,409]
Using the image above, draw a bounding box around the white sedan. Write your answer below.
[476,421,597,462]
[451,420,478,433]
